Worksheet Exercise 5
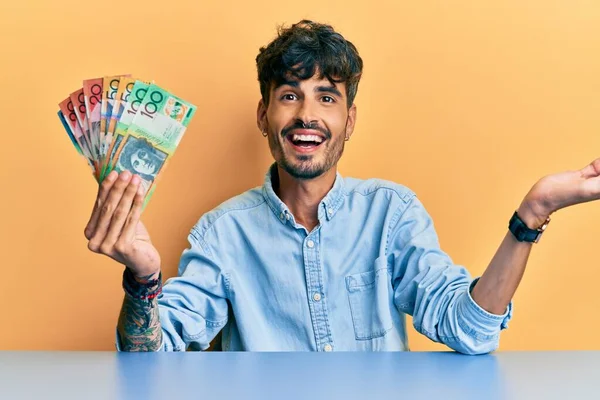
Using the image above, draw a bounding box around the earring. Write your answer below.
[344,135,349,141]
[262,130,268,137]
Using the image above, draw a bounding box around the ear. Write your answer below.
[345,103,357,140]
[257,99,268,132]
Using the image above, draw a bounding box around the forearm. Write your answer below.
[117,294,163,351]
[117,269,163,351]
[471,202,548,315]
[470,231,532,314]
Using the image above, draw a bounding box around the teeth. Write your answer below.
[292,134,323,143]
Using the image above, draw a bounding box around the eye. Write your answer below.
[321,96,335,103]
[139,151,146,158]
[281,93,297,101]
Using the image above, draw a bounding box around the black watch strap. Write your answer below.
[508,211,550,243]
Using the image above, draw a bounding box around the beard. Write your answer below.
[267,120,346,180]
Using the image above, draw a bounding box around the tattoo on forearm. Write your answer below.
[117,294,162,352]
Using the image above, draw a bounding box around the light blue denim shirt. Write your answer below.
[123,164,512,354]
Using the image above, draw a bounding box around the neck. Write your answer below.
[274,165,337,231]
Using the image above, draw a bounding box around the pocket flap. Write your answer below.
[346,270,375,291]
[346,269,388,291]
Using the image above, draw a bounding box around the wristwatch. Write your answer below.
[508,211,551,243]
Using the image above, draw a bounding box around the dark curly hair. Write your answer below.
[256,20,363,108]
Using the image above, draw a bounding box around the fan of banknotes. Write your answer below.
[57,75,197,207]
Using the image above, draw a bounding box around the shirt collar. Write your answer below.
[262,163,346,225]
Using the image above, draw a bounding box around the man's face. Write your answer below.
[258,74,356,180]
[130,149,159,176]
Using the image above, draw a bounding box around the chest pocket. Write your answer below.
[345,267,394,340]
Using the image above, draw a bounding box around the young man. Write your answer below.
[85,20,600,353]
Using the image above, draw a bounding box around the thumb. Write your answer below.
[579,158,600,179]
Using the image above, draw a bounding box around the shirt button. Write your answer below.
[323,344,333,352]
[307,240,314,248]
[313,293,322,302]
[327,208,333,215]
[279,212,285,220]
[285,213,290,220]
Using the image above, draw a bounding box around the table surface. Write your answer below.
[1,351,598,400]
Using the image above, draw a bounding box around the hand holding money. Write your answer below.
[84,170,161,278]
[59,75,196,271]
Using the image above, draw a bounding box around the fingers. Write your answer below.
[87,171,134,253]
[581,158,600,179]
[117,184,146,251]
[101,175,141,252]
[84,171,118,240]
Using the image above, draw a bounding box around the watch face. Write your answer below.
[540,217,551,231]
[533,230,543,243]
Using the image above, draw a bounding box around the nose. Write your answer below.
[294,97,318,128]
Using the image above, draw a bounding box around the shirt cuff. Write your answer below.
[460,277,513,337]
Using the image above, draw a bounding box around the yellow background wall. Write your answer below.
[1,0,599,351]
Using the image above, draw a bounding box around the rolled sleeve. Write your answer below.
[465,278,512,332]
[443,278,513,355]
[390,196,513,355]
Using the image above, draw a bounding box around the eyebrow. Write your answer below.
[316,85,343,98]
[274,80,299,90]
[274,80,343,98]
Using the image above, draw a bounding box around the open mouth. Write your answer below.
[286,133,325,152]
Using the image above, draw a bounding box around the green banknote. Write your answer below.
[112,84,196,208]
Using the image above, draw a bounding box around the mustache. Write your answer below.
[281,121,331,139]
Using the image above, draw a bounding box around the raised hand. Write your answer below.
[84,170,161,278]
